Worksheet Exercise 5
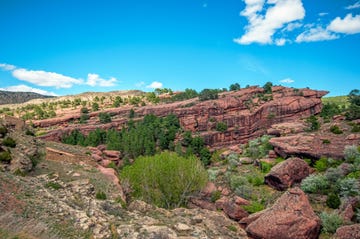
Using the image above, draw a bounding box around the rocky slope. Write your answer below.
[34,86,328,148]
[0,90,53,105]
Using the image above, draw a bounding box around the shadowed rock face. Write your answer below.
[243,187,321,239]
[35,86,328,148]
[265,157,311,191]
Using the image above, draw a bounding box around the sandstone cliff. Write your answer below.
[34,86,328,148]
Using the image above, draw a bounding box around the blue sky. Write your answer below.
[0,0,359,97]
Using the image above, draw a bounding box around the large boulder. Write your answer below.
[265,157,311,191]
[245,187,321,239]
[334,224,360,239]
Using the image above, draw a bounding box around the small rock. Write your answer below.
[174,223,191,232]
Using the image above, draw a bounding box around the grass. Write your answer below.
[322,96,349,108]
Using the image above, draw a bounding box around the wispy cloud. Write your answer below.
[234,0,305,45]
[280,78,294,84]
[86,73,117,87]
[345,1,360,10]
[0,63,16,71]
[296,26,339,43]
[328,14,360,34]
[0,84,57,96]
[146,81,163,89]
[318,12,328,17]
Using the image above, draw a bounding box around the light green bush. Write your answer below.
[300,174,329,194]
[120,152,208,209]
[320,212,343,234]
[337,178,360,197]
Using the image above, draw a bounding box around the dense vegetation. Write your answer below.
[121,152,208,209]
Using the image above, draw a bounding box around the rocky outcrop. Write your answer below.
[243,187,321,239]
[35,86,328,148]
[269,133,360,159]
[334,224,360,239]
[265,157,311,191]
[0,90,53,105]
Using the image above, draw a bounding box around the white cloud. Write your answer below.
[345,1,360,10]
[12,68,83,88]
[275,38,287,46]
[282,22,302,32]
[296,26,339,43]
[0,84,57,96]
[146,81,163,89]
[234,0,305,45]
[318,12,328,17]
[280,78,294,84]
[328,14,360,34]
[86,73,117,87]
[0,63,16,71]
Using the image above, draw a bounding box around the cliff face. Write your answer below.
[35,86,328,148]
[0,91,53,105]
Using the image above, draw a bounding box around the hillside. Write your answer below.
[0,91,54,105]
[1,85,360,239]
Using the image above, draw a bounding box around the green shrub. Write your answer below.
[96,191,107,200]
[81,107,89,114]
[3,137,16,148]
[210,190,222,203]
[234,185,253,200]
[247,174,264,186]
[346,170,360,179]
[330,125,343,134]
[337,178,360,197]
[260,161,272,173]
[45,182,62,190]
[229,175,248,191]
[121,152,208,209]
[216,122,228,132]
[198,89,219,101]
[25,129,35,136]
[344,145,360,163]
[0,126,8,137]
[325,167,344,184]
[98,112,112,124]
[322,139,331,144]
[314,157,328,172]
[300,174,329,194]
[306,115,320,131]
[0,151,11,163]
[326,193,341,209]
[243,201,265,213]
[351,124,360,133]
[320,212,343,234]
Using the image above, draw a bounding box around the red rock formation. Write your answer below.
[334,224,360,239]
[269,133,360,159]
[244,187,321,239]
[265,157,311,191]
[36,86,328,148]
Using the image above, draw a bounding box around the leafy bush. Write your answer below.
[216,122,228,132]
[344,145,360,163]
[0,151,12,163]
[210,190,222,203]
[260,161,272,173]
[0,126,8,138]
[98,112,112,124]
[306,115,320,131]
[3,137,16,148]
[320,103,342,119]
[80,107,89,114]
[96,191,107,200]
[229,83,241,91]
[320,212,343,234]
[337,178,360,197]
[229,175,248,191]
[300,174,329,194]
[247,173,264,186]
[322,139,331,144]
[325,167,344,184]
[25,129,35,136]
[330,125,343,134]
[198,89,219,101]
[243,201,265,213]
[351,124,360,133]
[92,102,99,111]
[263,82,273,94]
[45,182,62,190]
[314,157,328,172]
[120,152,208,209]
[234,185,253,200]
[326,193,341,209]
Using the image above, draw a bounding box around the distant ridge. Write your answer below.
[0,91,54,105]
